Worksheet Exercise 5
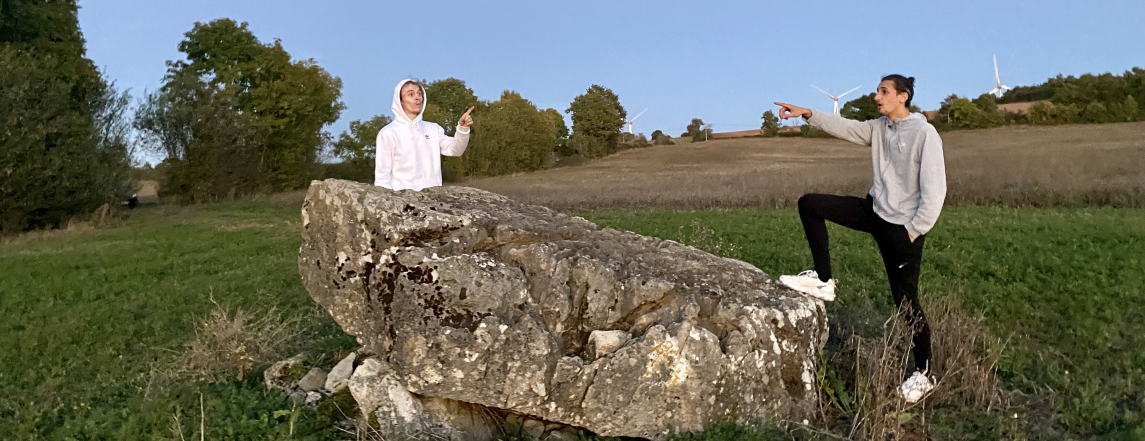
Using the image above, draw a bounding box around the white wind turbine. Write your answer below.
[812,85,862,115]
[989,55,1012,98]
[625,108,648,134]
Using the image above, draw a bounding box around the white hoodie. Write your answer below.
[374,79,470,190]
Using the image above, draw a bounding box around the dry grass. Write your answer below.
[158,297,312,386]
[813,296,1013,440]
[461,122,1145,210]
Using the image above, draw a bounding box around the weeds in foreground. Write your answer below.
[158,297,312,387]
[812,296,1019,440]
[677,219,741,259]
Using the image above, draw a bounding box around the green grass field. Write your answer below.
[1,200,1142,439]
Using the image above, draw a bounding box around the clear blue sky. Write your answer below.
[79,0,1144,162]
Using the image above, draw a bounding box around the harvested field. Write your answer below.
[461,122,1145,210]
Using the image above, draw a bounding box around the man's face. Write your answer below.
[400,82,423,117]
[874,80,907,116]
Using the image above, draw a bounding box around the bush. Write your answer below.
[1028,101,1080,125]
[800,124,833,138]
[652,130,675,145]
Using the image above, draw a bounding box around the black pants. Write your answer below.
[797,193,931,372]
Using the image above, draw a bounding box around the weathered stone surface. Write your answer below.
[299,179,828,439]
[325,352,357,392]
[297,368,327,392]
[349,357,499,441]
[264,353,306,392]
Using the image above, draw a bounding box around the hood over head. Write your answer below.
[391,79,427,125]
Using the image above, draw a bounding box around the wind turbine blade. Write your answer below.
[994,55,1002,84]
[812,85,835,99]
[838,85,862,99]
[989,87,1001,96]
[631,108,648,122]
[1001,85,1012,90]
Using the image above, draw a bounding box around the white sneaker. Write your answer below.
[779,270,836,301]
[899,371,935,403]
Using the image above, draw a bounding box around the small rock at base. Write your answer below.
[545,427,580,441]
[264,353,306,392]
[325,352,357,392]
[297,367,327,392]
[288,391,307,406]
[522,419,545,440]
[304,391,322,405]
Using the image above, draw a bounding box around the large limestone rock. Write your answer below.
[298,179,828,439]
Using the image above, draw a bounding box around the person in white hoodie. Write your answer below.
[375,79,473,190]
[774,75,947,404]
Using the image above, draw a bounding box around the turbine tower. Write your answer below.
[625,108,648,134]
[812,85,862,115]
[989,55,1012,98]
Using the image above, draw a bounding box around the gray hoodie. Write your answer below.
[807,111,946,238]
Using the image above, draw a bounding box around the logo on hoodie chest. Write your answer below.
[424,134,430,140]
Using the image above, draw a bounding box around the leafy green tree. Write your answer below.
[841,93,880,121]
[1,0,129,232]
[948,98,992,129]
[1027,101,1080,125]
[566,85,626,157]
[425,78,479,136]
[330,115,392,182]
[540,107,571,155]
[1122,95,1140,122]
[761,110,780,136]
[135,74,264,202]
[971,93,1005,127]
[452,91,556,176]
[157,19,344,192]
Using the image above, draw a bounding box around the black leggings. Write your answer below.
[797,193,931,372]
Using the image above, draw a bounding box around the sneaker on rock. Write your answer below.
[779,270,837,302]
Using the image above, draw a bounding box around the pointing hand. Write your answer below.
[459,106,474,128]
[774,102,812,120]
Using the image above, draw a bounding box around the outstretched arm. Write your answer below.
[440,106,474,157]
[774,101,874,146]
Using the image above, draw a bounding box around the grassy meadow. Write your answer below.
[2,121,1144,440]
[2,197,1143,439]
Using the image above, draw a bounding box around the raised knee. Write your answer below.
[797,194,813,211]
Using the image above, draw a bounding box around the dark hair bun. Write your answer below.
[907,77,916,87]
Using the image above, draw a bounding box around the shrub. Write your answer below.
[1028,101,1080,125]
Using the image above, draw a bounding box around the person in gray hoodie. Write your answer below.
[774,75,947,403]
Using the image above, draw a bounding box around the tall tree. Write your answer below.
[1,0,129,232]
[761,110,780,136]
[151,19,345,192]
[566,85,626,158]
